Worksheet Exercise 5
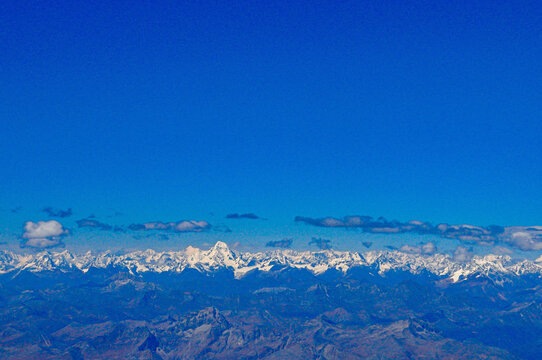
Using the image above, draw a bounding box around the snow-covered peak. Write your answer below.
[207,241,235,261]
[211,241,229,252]
[0,243,541,282]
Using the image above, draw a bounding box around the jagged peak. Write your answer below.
[211,241,230,252]
[206,241,235,260]
[0,246,540,281]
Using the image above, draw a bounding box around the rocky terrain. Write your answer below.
[0,242,541,359]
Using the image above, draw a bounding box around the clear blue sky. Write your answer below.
[1,1,542,253]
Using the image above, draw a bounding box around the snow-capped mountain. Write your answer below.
[1,241,541,282]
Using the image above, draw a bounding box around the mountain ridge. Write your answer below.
[1,241,541,282]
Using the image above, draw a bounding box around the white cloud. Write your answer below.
[506,231,542,251]
[453,246,473,262]
[399,245,421,254]
[399,242,437,255]
[175,220,210,232]
[421,242,436,254]
[23,237,63,249]
[23,220,67,239]
[185,245,201,255]
[21,220,68,248]
[129,220,211,233]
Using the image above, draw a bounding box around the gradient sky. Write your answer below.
[1,1,542,255]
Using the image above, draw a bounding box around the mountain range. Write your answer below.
[1,241,541,282]
[1,242,541,359]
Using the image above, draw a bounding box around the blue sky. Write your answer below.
[1,1,542,257]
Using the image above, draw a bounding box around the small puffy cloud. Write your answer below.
[129,220,211,233]
[42,207,73,218]
[185,245,200,255]
[23,220,67,239]
[422,242,437,254]
[76,218,124,232]
[226,213,260,220]
[399,242,437,255]
[399,245,421,254]
[266,238,293,248]
[21,220,68,249]
[503,228,542,251]
[175,220,209,232]
[309,237,332,250]
[535,254,542,263]
[453,246,473,262]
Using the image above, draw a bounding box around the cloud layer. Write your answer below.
[76,218,124,232]
[399,242,437,255]
[43,207,73,218]
[309,237,332,250]
[266,239,293,248]
[129,220,211,233]
[295,216,435,234]
[21,220,68,249]
[295,215,542,251]
[226,213,260,220]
